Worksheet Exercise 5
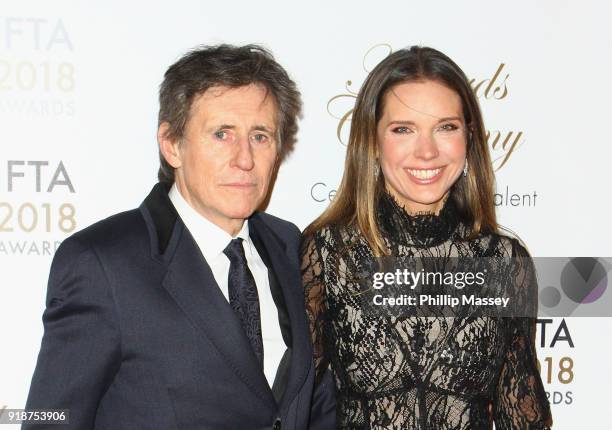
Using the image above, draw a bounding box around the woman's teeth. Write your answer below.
[407,168,442,179]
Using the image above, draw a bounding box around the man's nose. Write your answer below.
[231,137,255,171]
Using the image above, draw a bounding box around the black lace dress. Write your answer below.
[302,193,552,429]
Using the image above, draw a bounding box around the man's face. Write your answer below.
[161,84,279,235]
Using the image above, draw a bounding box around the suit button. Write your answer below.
[273,418,281,430]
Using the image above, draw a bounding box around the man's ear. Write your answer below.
[158,122,182,168]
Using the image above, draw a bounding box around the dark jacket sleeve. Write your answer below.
[257,214,337,428]
[23,236,121,430]
[308,367,336,430]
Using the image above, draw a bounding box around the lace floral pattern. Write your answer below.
[302,192,552,429]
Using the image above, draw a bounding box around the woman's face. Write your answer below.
[377,79,467,214]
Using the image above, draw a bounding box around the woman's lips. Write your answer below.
[405,167,444,185]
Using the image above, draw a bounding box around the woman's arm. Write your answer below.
[301,231,336,429]
[493,239,553,429]
[301,232,330,383]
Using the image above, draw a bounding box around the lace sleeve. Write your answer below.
[301,232,329,383]
[493,239,553,429]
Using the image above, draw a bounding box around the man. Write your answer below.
[24,44,335,429]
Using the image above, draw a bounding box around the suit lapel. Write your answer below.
[249,215,311,411]
[141,184,277,411]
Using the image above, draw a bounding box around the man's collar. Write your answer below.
[168,183,253,261]
[142,182,178,255]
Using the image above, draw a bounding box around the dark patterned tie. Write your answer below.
[223,238,264,365]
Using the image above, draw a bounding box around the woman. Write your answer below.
[302,46,552,429]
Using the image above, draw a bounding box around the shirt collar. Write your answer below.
[168,183,253,261]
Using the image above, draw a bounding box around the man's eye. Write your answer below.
[252,134,269,144]
[214,130,228,140]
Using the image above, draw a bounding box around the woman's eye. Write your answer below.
[439,123,459,132]
[391,126,412,134]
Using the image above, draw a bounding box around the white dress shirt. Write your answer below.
[169,184,285,387]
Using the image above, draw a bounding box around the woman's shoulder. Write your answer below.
[471,226,532,258]
[301,224,335,256]
[302,222,369,263]
[304,222,361,245]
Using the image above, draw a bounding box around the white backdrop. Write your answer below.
[1,1,611,427]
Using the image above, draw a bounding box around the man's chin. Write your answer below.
[222,205,259,221]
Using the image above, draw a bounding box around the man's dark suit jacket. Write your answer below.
[24,183,335,429]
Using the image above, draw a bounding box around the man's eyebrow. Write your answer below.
[208,124,276,133]
[252,125,274,133]
[209,124,236,130]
